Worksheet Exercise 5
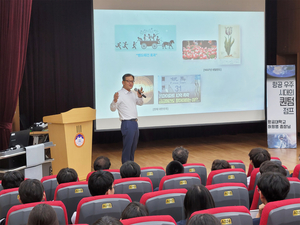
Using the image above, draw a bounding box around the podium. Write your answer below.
[43,107,96,180]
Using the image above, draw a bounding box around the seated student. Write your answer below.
[121,201,149,220]
[92,216,122,225]
[1,171,24,189]
[27,203,59,225]
[120,161,141,178]
[211,159,231,171]
[177,184,215,225]
[71,170,114,224]
[94,156,111,171]
[252,172,290,225]
[187,214,221,225]
[259,161,287,176]
[247,148,271,186]
[172,146,189,164]
[56,167,78,184]
[0,179,46,225]
[166,161,184,175]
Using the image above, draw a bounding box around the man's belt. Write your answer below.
[122,118,137,121]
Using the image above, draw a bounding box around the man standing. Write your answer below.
[110,74,143,163]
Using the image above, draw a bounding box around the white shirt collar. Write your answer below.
[122,87,132,94]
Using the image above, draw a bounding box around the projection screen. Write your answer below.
[93,0,265,131]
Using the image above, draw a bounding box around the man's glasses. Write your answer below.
[125,80,135,83]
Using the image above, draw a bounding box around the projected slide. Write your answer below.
[94,7,265,130]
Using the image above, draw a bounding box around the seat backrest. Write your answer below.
[248,168,261,204]
[86,169,121,181]
[250,185,261,210]
[183,163,207,186]
[190,205,253,225]
[140,188,187,221]
[121,215,177,225]
[206,183,249,209]
[292,164,300,180]
[54,181,91,224]
[206,169,247,186]
[114,177,153,202]
[247,163,253,177]
[270,157,282,166]
[5,201,68,225]
[41,175,58,201]
[159,173,201,191]
[286,177,300,199]
[0,188,21,219]
[141,167,165,189]
[227,160,246,172]
[260,198,300,225]
[75,194,132,224]
[282,165,290,177]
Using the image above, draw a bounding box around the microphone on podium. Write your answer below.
[134,88,146,98]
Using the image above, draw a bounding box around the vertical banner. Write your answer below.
[267,65,297,148]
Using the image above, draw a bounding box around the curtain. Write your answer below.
[20,0,93,129]
[0,0,32,150]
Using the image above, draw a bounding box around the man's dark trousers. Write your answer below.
[121,120,139,164]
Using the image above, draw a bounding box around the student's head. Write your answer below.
[184,185,215,220]
[92,216,122,225]
[172,146,189,164]
[121,201,149,220]
[56,168,78,184]
[187,214,221,225]
[2,171,24,189]
[211,160,231,171]
[257,172,290,204]
[248,147,271,168]
[88,170,114,196]
[19,179,45,204]
[27,204,59,225]
[120,161,141,178]
[166,161,184,175]
[94,156,111,171]
[259,161,287,176]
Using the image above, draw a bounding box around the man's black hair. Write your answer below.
[259,161,287,176]
[248,147,271,168]
[19,179,44,204]
[166,160,184,175]
[172,146,189,164]
[56,168,78,184]
[93,156,111,171]
[88,170,114,196]
[120,161,141,178]
[2,171,24,189]
[211,159,231,171]
[257,172,290,203]
[122,73,134,81]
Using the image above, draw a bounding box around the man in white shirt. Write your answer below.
[110,74,143,163]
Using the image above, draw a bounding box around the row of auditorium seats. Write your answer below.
[1,157,300,225]
[4,191,300,225]
[2,175,300,223]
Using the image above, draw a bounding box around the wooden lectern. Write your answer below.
[43,107,96,180]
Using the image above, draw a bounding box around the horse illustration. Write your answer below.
[162,40,174,49]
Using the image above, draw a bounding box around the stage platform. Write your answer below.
[92,132,300,174]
